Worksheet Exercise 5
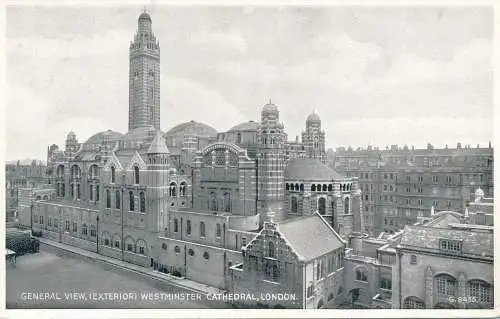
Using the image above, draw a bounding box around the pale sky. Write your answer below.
[6,5,493,161]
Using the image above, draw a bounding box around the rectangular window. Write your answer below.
[410,255,417,264]
[127,244,133,251]
[241,237,247,248]
[433,176,439,184]
[418,175,423,183]
[439,240,462,253]
[114,241,120,248]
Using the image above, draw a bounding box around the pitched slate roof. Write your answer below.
[399,225,493,258]
[277,214,345,261]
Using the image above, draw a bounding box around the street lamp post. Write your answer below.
[121,181,125,261]
[30,203,33,231]
[96,215,100,254]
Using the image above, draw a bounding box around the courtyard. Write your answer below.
[6,246,209,309]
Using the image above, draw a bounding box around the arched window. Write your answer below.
[90,164,98,179]
[129,191,134,211]
[216,223,221,237]
[106,190,111,208]
[210,192,217,211]
[328,184,333,191]
[323,184,327,191]
[356,269,367,281]
[57,165,65,178]
[186,220,191,235]
[134,166,140,184]
[300,184,304,191]
[169,182,177,197]
[111,166,116,183]
[311,184,316,192]
[295,183,299,191]
[403,297,425,309]
[273,265,279,279]
[71,165,81,179]
[435,274,457,296]
[468,280,492,303]
[115,190,120,209]
[180,182,187,197]
[89,185,94,201]
[318,197,326,215]
[344,197,350,214]
[291,197,298,214]
[268,241,275,258]
[200,222,206,237]
[223,192,231,212]
[173,218,178,233]
[139,192,145,212]
[286,183,289,191]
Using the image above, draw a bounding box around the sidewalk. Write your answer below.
[38,237,225,296]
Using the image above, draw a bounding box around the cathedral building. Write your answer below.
[18,11,363,309]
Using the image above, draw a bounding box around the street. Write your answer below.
[6,244,212,309]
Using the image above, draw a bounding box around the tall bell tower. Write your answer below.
[128,11,161,131]
[257,100,287,224]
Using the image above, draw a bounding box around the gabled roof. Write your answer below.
[147,132,169,154]
[277,213,345,262]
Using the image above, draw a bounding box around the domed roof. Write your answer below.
[165,120,217,138]
[285,158,344,181]
[228,120,259,132]
[123,126,162,143]
[85,130,123,144]
[307,110,321,123]
[66,131,76,139]
[139,12,152,21]
[262,100,278,113]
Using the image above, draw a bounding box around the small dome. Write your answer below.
[285,158,344,181]
[262,100,278,113]
[307,110,321,123]
[66,131,76,139]
[139,12,152,21]
[228,120,259,132]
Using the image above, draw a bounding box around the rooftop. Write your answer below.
[399,225,493,259]
[285,158,344,181]
[165,120,217,138]
[277,214,344,261]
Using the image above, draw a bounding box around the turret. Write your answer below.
[145,132,170,233]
